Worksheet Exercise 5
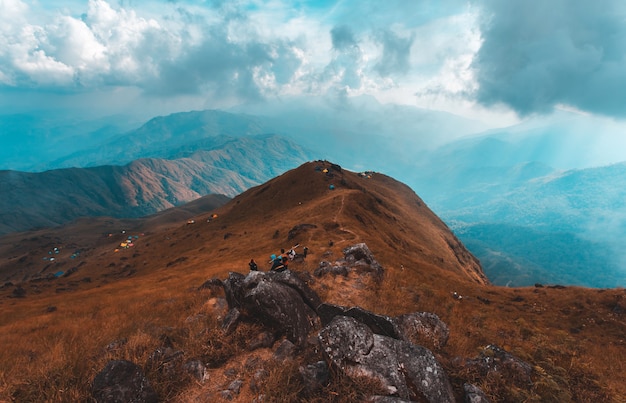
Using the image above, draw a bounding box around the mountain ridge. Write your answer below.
[0,134,313,235]
[0,161,624,402]
[4,106,626,289]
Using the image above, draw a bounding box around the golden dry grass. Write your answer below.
[0,161,624,402]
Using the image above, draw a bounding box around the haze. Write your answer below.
[2,0,626,286]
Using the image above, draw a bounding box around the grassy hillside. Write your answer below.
[0,162,624,401]
[0,134,313,235]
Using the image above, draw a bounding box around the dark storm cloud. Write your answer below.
[472,0,626,117]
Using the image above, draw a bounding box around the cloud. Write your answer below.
[324,25,363,90]
[472,0,626,118]
[0,0,168,87]
[0,0,486,118]
[374,29,414,77]
[330,25,357,51]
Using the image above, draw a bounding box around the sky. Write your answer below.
[1,0,626,127]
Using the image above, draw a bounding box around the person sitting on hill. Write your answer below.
[282,256,289,271]
[270,254,285,271]
[249,259,258,271]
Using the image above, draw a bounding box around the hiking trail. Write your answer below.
[332,193,358,245]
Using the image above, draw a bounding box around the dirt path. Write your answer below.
[332,193,358,245]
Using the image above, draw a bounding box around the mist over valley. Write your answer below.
[3,102,626,288]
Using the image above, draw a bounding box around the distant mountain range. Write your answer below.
[2,104,626,287]
[408,122,626,288]
[0,112,140,172]
[0,134,314,234]
[43,110,277,170]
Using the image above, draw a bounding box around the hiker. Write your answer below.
[249,259,258,271]
[288,248,296,261]
[282,257,289,271]
[270,254,285,271]
[303,246,308,258]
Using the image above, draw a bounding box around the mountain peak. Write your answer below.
[218,161,487,285]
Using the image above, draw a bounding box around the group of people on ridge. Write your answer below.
[248,245,308,273]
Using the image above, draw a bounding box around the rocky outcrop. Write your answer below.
[192,244,508,402]
[319,316,455,403]
[299,361,330,394]
[318,303,400,338]
[219,270,321,346]
[315,243,384,278]
[318,303,449,351]
[92,360,158,403]
[393,312,449,351]
[464,383,491,403]
[460,344,533,389]
[314,261,349,277]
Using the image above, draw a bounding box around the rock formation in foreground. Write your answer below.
[92,244,531,402]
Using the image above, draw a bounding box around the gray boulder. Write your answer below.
[314,243,384,278]
[268,270,322,310]
[463,344,533,388]
[299,361,330,394]
[319,316,454,403]
[314,261,349,277]
[219,378,244,400]
[318,304,450,351]
[318,303,399,338]
[464,383,491,403]
[343,243,384,276]
[220,270,321,346]
[393,312,449,350]
[273,339,296,361]
[222,272,246,309]
[92,360,158,403]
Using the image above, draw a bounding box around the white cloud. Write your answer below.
[45,16,108,73]
[0,0,508,124]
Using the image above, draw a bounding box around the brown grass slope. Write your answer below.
[0,161,624,402]
[0,193,230,284]
[0,160,247,235]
